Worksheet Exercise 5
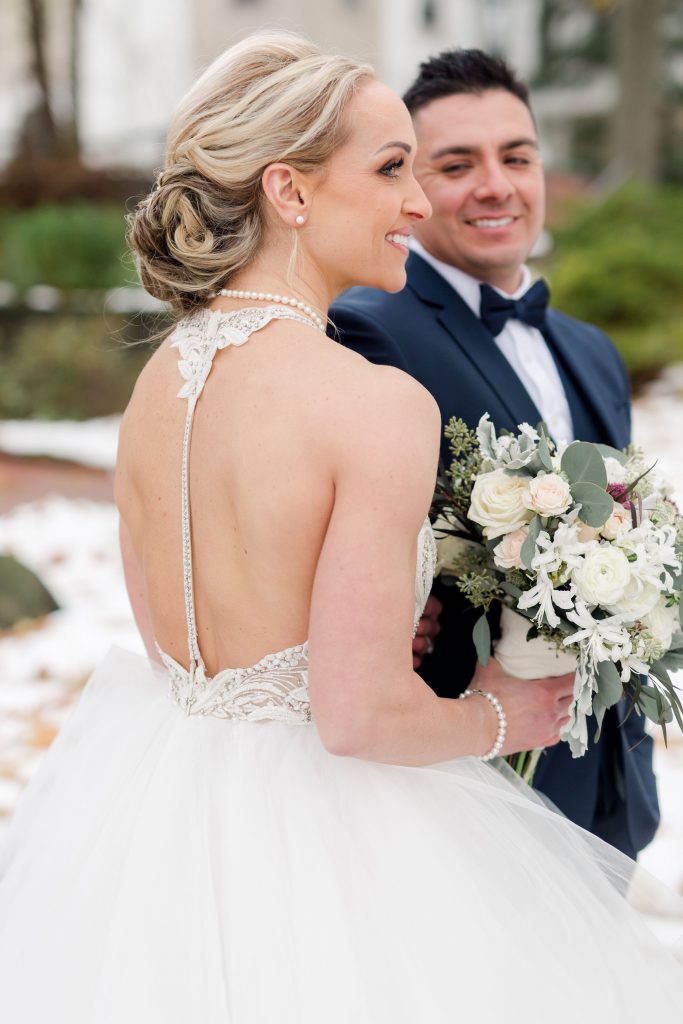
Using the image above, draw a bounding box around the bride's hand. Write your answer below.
[471,658,575,755]
[412,595,442,668]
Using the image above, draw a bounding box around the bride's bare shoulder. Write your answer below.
[323,337,438,414]
[305,338,442,466]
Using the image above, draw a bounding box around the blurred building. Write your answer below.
[0,1,678,180]
[0,0,545,172]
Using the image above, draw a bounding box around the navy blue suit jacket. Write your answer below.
[330,252,659,858]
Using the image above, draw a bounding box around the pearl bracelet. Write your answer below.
[458,688,506,761]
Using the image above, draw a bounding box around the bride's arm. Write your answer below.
[307,367,570,766]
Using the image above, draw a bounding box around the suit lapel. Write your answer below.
[406,254,542,430]
[544,311,621,447]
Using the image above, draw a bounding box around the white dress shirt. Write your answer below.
[411,239,574,443]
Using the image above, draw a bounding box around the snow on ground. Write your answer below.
[0,416,120,470]
[632,365,683,508]
[0,498,143,821]
[0,373,681,934]
[630,368,683,910]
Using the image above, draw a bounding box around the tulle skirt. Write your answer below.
[0,647,682,1023]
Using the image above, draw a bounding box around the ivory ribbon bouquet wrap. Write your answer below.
[432,415,683,783]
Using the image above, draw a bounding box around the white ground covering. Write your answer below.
[0,376,681,930]
[0,416,120,470]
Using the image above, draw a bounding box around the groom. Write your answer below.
[330,48,659,858]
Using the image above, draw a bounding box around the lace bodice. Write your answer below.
[158,306,437,724]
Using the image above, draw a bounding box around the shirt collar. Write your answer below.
[410,238,532,316]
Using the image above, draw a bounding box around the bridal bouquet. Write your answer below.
[432,415,683,777]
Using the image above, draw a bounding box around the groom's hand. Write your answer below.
[412,595,443,669]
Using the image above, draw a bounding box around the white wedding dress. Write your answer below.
[0,307,682,1023]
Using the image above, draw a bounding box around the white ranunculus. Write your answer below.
[572,546,631,607]
[609,575,662,620]
[493,526,529,569]
[604,457,627,485]
[643,600,680,653]
[600,504,631,541]
[525,473,572,517]
[468,469,533,539]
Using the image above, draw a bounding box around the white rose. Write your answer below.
[609,576,661,620]
[600,504,631,541]
[525,473,572,517]
[572,546,631,607]
[643,600,679,653]
[468,469,533,539]
[493,527,529,569]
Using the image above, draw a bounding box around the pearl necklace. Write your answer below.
[216,288,326,334]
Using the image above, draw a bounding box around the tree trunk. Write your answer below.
[66,0,83,155]
[611,0,663,182]
[23,0,60,156]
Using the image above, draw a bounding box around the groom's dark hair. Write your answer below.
[403,48,532,117]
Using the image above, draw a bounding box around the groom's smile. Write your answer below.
[411,88,546,294]
[466,216,515,228]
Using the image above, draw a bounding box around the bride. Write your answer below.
[0,32,681,1023]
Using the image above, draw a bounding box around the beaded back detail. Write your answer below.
[159,305,437,723]
[158,642,312,723]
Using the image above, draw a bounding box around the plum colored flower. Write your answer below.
[607,483,631,509]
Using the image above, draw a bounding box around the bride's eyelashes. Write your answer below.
[379,157,405,178]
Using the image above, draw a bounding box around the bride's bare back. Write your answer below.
[116,313,417,674]
[116,49,572,763]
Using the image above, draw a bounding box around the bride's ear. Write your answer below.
[261,163,308,229]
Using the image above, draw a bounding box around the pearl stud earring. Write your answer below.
[295,215,305,225]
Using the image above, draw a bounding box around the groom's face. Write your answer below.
[411,89,545,294]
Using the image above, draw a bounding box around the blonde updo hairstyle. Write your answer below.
[128,33,374,316]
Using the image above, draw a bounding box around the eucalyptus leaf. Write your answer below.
[638,684,674,725]
[592,695,609,741]
[651,669,683,731]
[521,516,541,569]
[596,660,623,708]
[594,444,627,466]
[561,441,608,488]
[638,690,664,725]
[651,651,683,675]
[648,662,671,688]
[571,482,614,527]
[500,581,523,599]
[671,697,683,733]
[472,613,491,667]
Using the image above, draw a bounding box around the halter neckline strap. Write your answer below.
[172,304,317,708]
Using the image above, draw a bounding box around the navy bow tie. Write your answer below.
[479,279,550,337]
